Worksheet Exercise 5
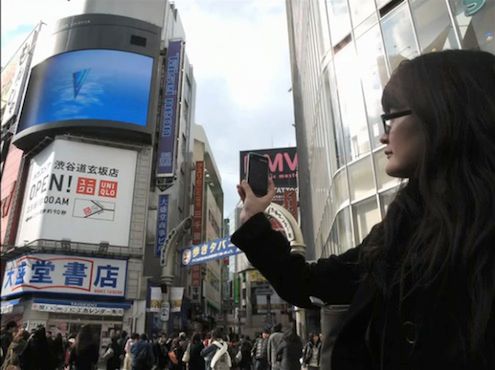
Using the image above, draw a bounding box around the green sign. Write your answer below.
[463,0,486,16]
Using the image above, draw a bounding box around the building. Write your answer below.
[1,0,198,348]
[285,0,494,261]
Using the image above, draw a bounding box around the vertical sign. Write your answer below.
[283,190,298,222]
[156,40,184,177]
[156,194,169,256]
[192,161,204,244]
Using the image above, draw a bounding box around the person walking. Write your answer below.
[104,335,122,370]
[67,326,99,370]
[275,329,302,370]
[266,324,283,370]
[233,49,495,370]
[187,333,205,370]
[1,329,29,370]
[0,321,18,367]
[123,333,139,370]
[153,333,169,370]
[302,334,320,370]
[200,329,231,370]
[20,326,58,370]
[250,329,269,370]
[237,336,252,370]
[131,334,154,370]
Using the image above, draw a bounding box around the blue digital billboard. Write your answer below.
[18,49,153,131]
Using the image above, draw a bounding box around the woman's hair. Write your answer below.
[283,328,301,346]
[75,325,94,354]
[364,49,495,358]
[191,332,202,343]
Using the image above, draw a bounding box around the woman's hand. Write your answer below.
[236,178,276,224]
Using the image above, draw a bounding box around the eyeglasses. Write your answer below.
[381,110,412,134]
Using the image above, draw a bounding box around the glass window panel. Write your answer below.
[333,168,349,210]
[348,0,376,26]
[411,0,459,52]
[374,147,401,190]
[334,44,371,161]
[381,3,420,71]
[324,64,347,167]
[337,207,354,253]
[448,0,495,53]
[326,0,352,45]
[318,0,332,54]
[376,0,393,8]
[356,24,389,148]
[348,155,376,201]
[379,186,400,215]
[327,220,339,256]
[353,196,381,242]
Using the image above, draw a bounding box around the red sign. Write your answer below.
[98,180,118,198]
[192,161,204,244]
[191,265,201,288]
[283,190,298,222]
[76,177,96,195]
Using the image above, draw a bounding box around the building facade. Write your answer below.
[1,0,198,347]
[285,0,495,260]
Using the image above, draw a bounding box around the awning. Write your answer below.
[32,298,131,317]
[1,298,22,314]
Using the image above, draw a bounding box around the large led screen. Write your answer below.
[18,49,153,131]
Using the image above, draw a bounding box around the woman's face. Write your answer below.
[380,81,423,178]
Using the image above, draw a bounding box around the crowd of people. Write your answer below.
[0,320,321,370]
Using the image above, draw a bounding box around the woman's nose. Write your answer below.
[380,131,389,145]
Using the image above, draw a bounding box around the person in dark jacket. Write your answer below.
[237,336,252,370]
[153,333,169,370]
[131,334,154,370]
[187,333,205,370]
[233,49,495,370]
[105,336,122,370]
[68,325,99,370]
[0,321,18,366]
[302,334,320,370]
[250,330,269,370]
[20,326,57,370]
[275,329,302,370]
[1,328,29,370]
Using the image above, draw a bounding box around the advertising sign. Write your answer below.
[149,286,162,313]
[156,194,169,256]
[1,24,40,127]
[181,236,242,266]
[31,298,130,317]
[156,40,184,177]
[1,254,128,298]
[192,161,204,244]
[16,139,137,246]
[239,147,298,203]
[17,49,153,132]
[170,287,184,313]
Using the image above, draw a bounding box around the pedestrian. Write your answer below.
[1,328,29,370]
[68,325,99,370]
[266,324,283,370]
[153,333,169,370]
[302,334,320,370]
[20,326,57,370]
[131,334,154,370]
[123,333,139,370]
[187,333,205,370]
[53,333,65,370]
[64,338,76,370]
[275,329,302,370]
[227,334,239,370]
[237,336,252,370]
[233,49,495,369]
[168,336,184,370]
[200,329,231,370]
[250,329,269,370]
[117,331,129,368]
[0,321,18,366]
[104,335,122,370]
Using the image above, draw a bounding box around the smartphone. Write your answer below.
[246,153,269,197]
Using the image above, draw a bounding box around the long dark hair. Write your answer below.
[75,325,94,355]
[363,50,495,357]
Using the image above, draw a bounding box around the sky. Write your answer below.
[1,0,296,217]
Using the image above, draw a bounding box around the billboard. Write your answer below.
[16,139,137,246]
[156,194,169,256]
[156,40,184,177]
[17,49,153,132]
[239,147,298,203]
[1,24,40,127]
[1,253,127,298]
[181,236,242,266]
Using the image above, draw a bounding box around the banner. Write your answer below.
[149,287,162,313]
[15,139,137,246]
[1,24,40,127]
[192,161,204,244]
[156,40,184,177]
[31,298,130,317]
[170,287,184,313]
[181,236,242,266]
[1,254,128,298]
[156,194,169,256]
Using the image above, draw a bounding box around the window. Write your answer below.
[353,196,381,242]
[326,0,352,45]
[381,3,420,71]
[348,155,376,201]
[348,0,376,26]
[410,0,459,52]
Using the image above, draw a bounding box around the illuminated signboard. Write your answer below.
[17,49,153,132]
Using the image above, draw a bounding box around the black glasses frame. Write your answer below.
[381,110,412,134]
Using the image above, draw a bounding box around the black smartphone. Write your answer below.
[246,152,269,197]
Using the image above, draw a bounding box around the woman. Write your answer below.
[275,329,302,370]
[68,326,99,370]
[233,50,495,370]
[123,333,139,370]
[20,326,57,370]
[105,336,121,370]
[302,334,320,370]
[1,329,29,370]
[187,333,205,370]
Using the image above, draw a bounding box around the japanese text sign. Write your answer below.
[156,194,169,256]
[1,254,127,298]
[181,236,241,266]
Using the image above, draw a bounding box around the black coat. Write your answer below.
[276,339,302,370]
[231,213,495,370]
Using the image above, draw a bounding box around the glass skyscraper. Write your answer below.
[286,0,494,259]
